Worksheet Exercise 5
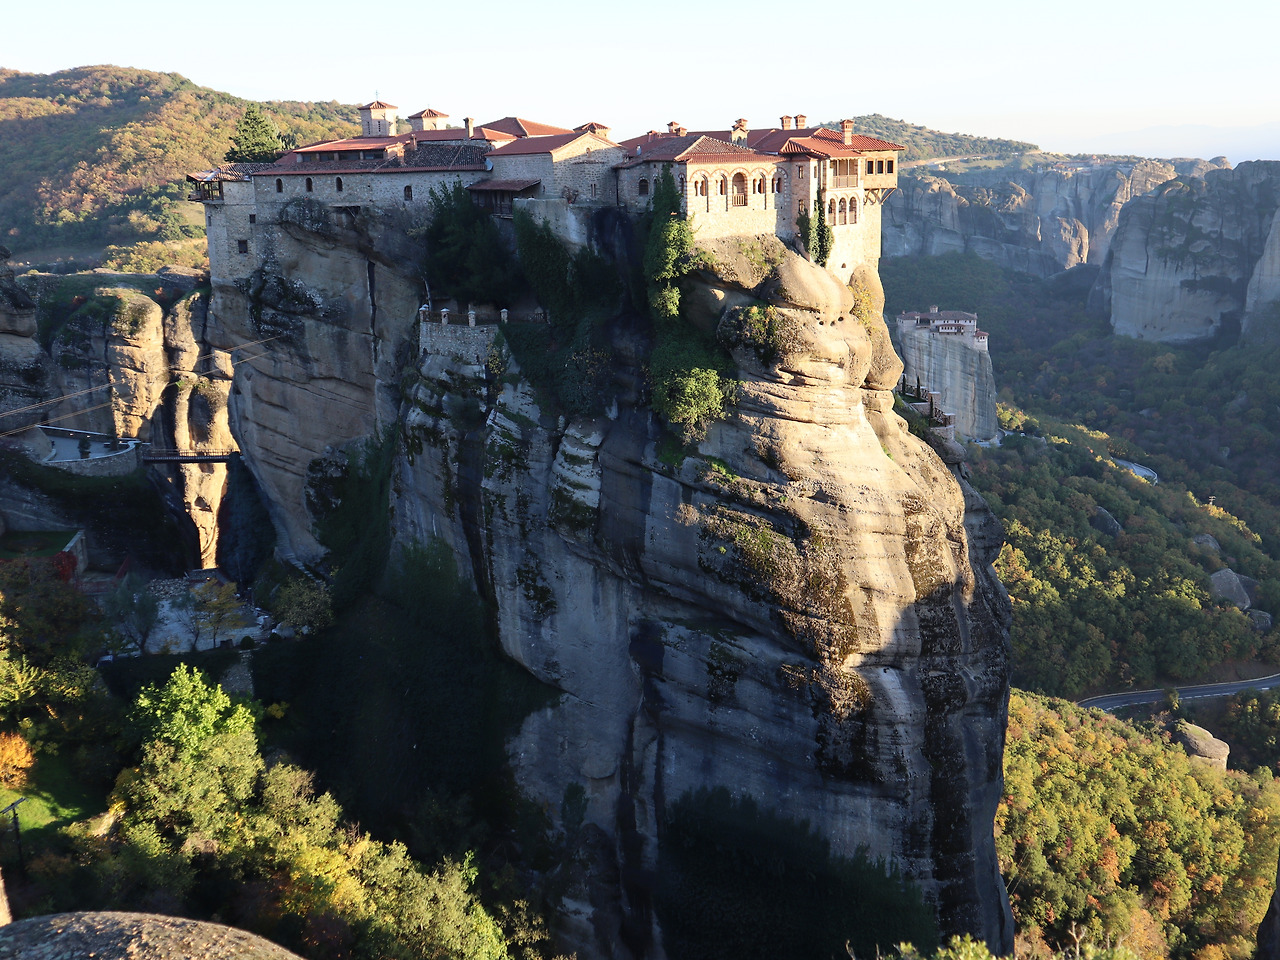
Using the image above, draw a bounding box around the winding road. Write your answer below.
[1076,673,1280,711]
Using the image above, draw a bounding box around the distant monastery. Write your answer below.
[897,306,990,352]
[190,99,903,285]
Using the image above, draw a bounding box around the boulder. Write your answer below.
[1193,533,1221,552]
[1249,610,1274,632]
[1090,506,1123,538]
[0,912,303,959]
[1210,568,1253,609]
[1172,720,1230,770]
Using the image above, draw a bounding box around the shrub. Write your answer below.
[0,730,35,788]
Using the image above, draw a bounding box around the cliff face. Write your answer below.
[2,271,229,566]
[206,205,1015,956]
[895,326,998,441]
[883,159,1225,277]
[1094,161,1280,343]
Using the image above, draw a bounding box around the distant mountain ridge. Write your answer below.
[828,114,1037,162]
[0,65,358,260]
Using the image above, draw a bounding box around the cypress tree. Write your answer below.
[224,104,284,163]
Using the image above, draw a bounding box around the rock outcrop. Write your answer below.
[0,912,303,959]
[1093,161,1280,342]
[883,159,1225,277]
[210,203,1015,954]
[1172,720,1230,770]
[893,323,998,440]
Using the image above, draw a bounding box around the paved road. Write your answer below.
[1076,673,1280,711]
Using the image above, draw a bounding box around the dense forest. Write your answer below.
[882,254,1280,697]
[0,66,356,263]
[827,115,1037,162]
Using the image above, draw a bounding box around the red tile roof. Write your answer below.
[360,100,397,110]
[488,132,616,156]
[293,135,409,153]
[408,108,449,118]
[575,121,611,133]
[616,135,776,168]
[477,116,574,138]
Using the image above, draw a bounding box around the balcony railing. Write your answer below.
[829,176,858,188]
[730,193,748,207]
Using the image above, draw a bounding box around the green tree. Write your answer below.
[224,103,284,163]
[129,663,254,757]
[272,577,333,632]
[103,573,158,653]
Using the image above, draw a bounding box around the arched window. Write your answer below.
[849,197,858,224]
[718,176,727,196]
[275,178,283,193]
[404,185,413,201]
[679,176,686,195]
[828,198,836,219]
[305,177,313,193]
[731,173,747,205]
[838,198,847,225]
[638,178,649,196]
[697,178,708,196]
[336,177,343,192]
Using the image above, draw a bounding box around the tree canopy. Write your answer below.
[224,103,283,162]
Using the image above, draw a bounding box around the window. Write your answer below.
[850,198,858,224]
[638,178,649,196]
[697,178,708,196]
[275,179,283,193]
[305,177,313,192]
[237,239,248,254]
[679,176,686,195]
[336,177,344,192]
[887,159,894,173]
[798,200,808,215]
[591,182,597,198]
[404,185,413,201]
[877,160,885,174]
[797,164,804,179]
[838,198,847,225]
[249,214,256,224]
[718,177,727,196]
[828,198,836,219]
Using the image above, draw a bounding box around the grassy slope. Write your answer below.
[0,65,358,261]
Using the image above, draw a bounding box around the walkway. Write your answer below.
[141,448,236,464]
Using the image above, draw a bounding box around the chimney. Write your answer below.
[929,305,939,314]
[780,115,793,130]
[840,119,854,145]
[795,113,807,129]
[731,118,748,143]
[464,117,474,139]
[677,126,687,137]
[667,120,681,134]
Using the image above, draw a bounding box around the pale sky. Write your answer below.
[4,0,1279,160]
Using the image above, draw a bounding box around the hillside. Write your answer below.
[0,66,358,263]
[832,114,1037,161]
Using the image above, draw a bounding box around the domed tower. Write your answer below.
[358,100,397,137]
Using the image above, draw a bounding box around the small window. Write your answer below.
[798,200,808,215]
[249,214,256,224]
[828,198,836,218]
[305,177,313,192]
[718,177,727,196]
[237,239,248,254]
[591,182,597,198]
[797,164,804,179]
[404,185,413,201]
[877,160,885,174]
[638,178,649,196]
[336,177,343,192]
[275,178,283,193]
[887,159,895,174]
[679,176,686,195]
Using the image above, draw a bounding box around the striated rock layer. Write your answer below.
[883,159,1225,278]
[1094,160,1280,343]
[894,324,998,441]
[209,202,1015,955]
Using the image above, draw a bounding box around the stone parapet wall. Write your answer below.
[419,321,498,365]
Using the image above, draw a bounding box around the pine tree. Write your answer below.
[224,104,283,163]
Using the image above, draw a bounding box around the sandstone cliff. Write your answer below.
[3,271,230,566]
[1094,161,1280,343]
[894,325,998,441]
[204,203,1014,955]
[883,159,1225,277]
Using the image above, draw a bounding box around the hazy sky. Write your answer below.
[5,0,1279,160]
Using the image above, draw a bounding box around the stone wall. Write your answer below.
[895,322,999,441]
[44,445,140,477]
[418,319,498,365]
